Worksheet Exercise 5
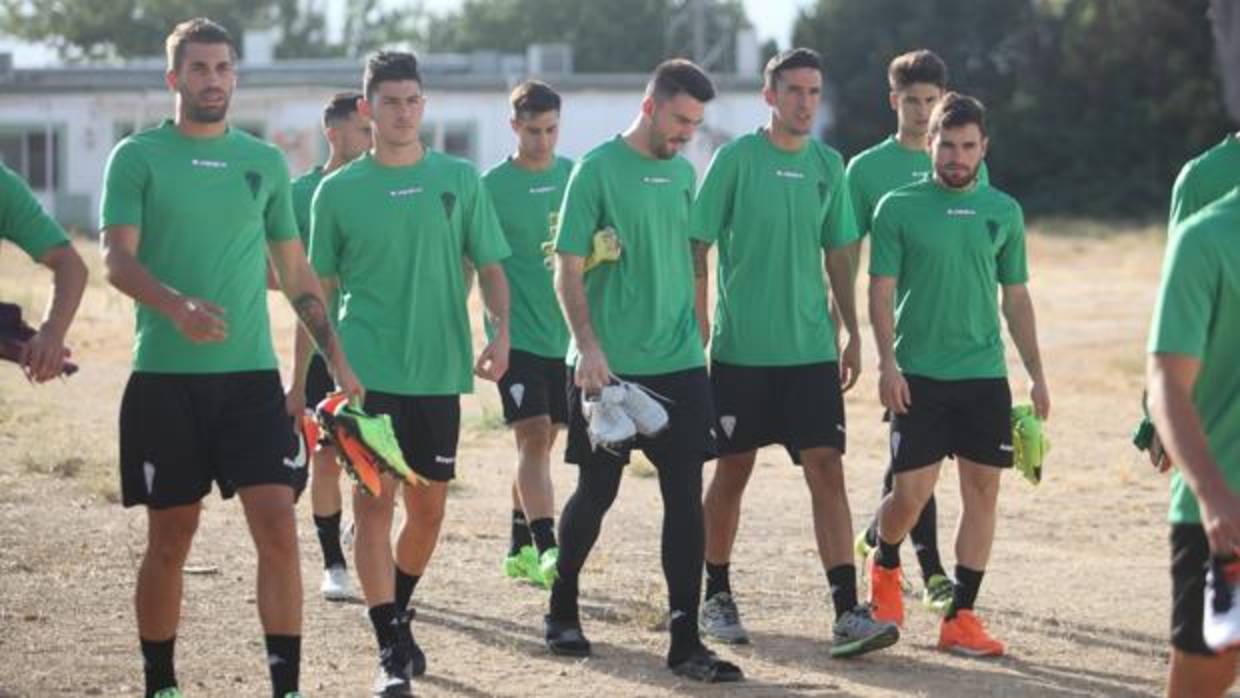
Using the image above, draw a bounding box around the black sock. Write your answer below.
[510,509,532,555]
[667,607,701,667]
[704,561,731,600]
[264,634,300,698]
[141,636,176,697]
[864,520,878,549]
[395,567,420,613]
[313,511,347,570]
[368,602,401,650]
[951,565,985,617]
[826,564,858,619]
[549,576,580,623]
[910,495,946,582]
[876,536,902,569]
[529,517,557,554]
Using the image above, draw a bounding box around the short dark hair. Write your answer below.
[510,80,561,119]
[763,48,822,90]
[646,59,715,103]
[363,51,422,101]
[888,50,948,91]
[165,17,235,72]
[323,92,362,128]
[928,92,987,138]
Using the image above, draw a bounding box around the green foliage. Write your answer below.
[794,0,1232,218]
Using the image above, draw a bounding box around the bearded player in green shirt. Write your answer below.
[1152,1,1240,695]
[867,93,1050,658]
[692,48,898,658]
[0,164,87,382]
[99,18,359,698]
[848,51,990,615]
[305,51,511,697]
[484,81,573,589]
[544,59,743,683]
[286,92,371,603]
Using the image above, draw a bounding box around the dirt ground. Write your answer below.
[0,225,1206,697]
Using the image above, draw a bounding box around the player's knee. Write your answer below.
[146,508,200,563]
[516,421,554,457]
[312,448,341,478]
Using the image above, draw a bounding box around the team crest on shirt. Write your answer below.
[986,219,1000,244]
[441,192,457,220]
[245,171,263,200]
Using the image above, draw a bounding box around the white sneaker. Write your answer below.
[1205,559,1240,651]
[582,385,636,451]
[616,380,670,436]
[321,565,354,601]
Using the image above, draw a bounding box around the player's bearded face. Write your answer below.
[931,124,987,189]
[172,42,235,124]
[648,94,705,159]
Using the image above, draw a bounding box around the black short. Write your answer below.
[1171,523,1215,656]
[305,354,335,407]
[119,371,305,509]
[564,366,716,468]
[362,392,460,482]
[711,360,845,463]
[889,375,1013,473]
[497,349,568,425]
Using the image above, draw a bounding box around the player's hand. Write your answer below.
[474,335,510,382]
[878,363,911,415]
[1149,431,1173,473]
[576,345,611,393]
[329,355,364,405]
[285,384,307,421]
[1030,380,1051,420]
[171,297,228,343]
[19,327,69,383]
[839,332,861,393]
[1200,489,1240,558]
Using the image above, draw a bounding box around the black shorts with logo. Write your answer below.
[564,366,716,469]
[362,392,461,483]
[889,375,1013,473]
[711,360,846,464]
[119,370,305,509]
[1170,523,1216,656]
[497,349,568,425]
[304,353,335,408]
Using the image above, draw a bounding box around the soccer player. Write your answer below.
[483,80,573,588]
[847,50,988,615]
[1153,2,1240,695]
[866,93,1049,657]
[693,48,897,658]
[0,163,86,381]
[99,18,359,698]
[306,51,511,697]
[285,91,371,601]
[544,58,743,683]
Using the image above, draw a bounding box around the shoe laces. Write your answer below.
[709,593,741,625]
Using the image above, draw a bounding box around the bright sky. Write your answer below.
[0,0,813,66]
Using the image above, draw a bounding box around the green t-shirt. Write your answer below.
[290,164,340,326]
[555,136,703,375]
[1168,134,1240,236]
[692,129,858,366]
[846,135,990,236]
[1148,188,1240,524]
[1,164,69,261]
[869,179,1027,380]
[482,156,572,359]
[291,165,325,247]
[310,151,511,395]
[100,120,298,373]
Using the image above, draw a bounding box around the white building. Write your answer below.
[0,50,768,231]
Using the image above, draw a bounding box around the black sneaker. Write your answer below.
[398,609,427,677]
[544,615,592,657]
[669,645,743,683]
[372,645,413,697]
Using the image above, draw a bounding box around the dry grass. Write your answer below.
[0,224,1181,697]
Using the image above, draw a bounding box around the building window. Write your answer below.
[0,127,61,191]
[419,121,477,162]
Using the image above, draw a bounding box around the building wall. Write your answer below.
[0,86,769,230]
